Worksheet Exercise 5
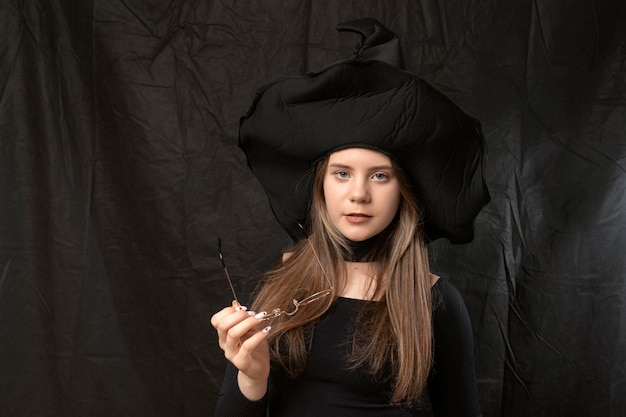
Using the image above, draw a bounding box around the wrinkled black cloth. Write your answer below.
[215,278,482,417]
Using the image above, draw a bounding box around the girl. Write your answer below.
[212,18,489,417]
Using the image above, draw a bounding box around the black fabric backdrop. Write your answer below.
[1,1,625,416]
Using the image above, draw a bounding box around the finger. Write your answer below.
[223,313,268,352]
[214,313,253,344]
[213,311,254,351]
[210,303,248,328]
[226,326,271,368]
[225,312,267,340]
[237,326,271,355]
[210,306,236,328]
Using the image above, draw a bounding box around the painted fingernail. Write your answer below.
[262,326,271,333]
[247,311,257,316]
[255,311,267,319]
[235,305,248,312]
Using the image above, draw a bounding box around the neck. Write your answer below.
[343,234,380,262]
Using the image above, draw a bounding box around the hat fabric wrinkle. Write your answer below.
[239,18,490,244]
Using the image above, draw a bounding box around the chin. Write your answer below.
[345,236,369,242]
[340,230,379,242]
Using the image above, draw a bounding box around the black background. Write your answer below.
[1,1,625,416]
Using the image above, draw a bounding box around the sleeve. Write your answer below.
[214,361,268,417]
[427,278,482,417]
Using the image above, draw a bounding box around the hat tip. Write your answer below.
[336,18,406,70]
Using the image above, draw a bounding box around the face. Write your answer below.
[323,148,401,242]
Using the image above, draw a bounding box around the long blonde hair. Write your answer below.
[251,155,433,405]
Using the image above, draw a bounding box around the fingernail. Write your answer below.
[235,305,248,312]
[262,326,271,333]
[247,311,256,316]
[255,311,267,319]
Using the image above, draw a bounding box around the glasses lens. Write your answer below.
[297,289,332,306]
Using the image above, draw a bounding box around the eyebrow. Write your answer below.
[328,163,394,171]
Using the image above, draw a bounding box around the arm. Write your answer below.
[214,361,268,417]
[214,255,282,416]
[427,279,482,417]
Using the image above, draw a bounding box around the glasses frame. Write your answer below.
[217,235,334,321]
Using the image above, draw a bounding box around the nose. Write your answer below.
[349,179,370,203]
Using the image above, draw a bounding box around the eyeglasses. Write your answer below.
[217,236,334,321]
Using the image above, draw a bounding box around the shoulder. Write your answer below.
[252,253,284,274]
[239,253,283,304]
[432,277,467,310]
[253,251,292,272]
[431,277,474,334]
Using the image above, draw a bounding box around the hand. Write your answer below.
[211,301,271,400]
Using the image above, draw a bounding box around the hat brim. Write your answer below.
[239,59,489,243]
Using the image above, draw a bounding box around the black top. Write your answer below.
[215,277,482,417]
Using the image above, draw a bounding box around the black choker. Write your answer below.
[344,235,380,262]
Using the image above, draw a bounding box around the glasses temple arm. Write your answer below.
[298,223,334,290]
[217,238,239,304]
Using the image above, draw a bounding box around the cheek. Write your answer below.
[322,180,338,209]
[385,190,401,218]
[322,180,329,205]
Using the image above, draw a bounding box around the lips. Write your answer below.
[344,213,372,224]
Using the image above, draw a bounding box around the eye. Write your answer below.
[334,171,350,179]
[372,172,389,181]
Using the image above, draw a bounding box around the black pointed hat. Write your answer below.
[239,18,490,244]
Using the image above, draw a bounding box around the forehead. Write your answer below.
[327,148,392,166]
